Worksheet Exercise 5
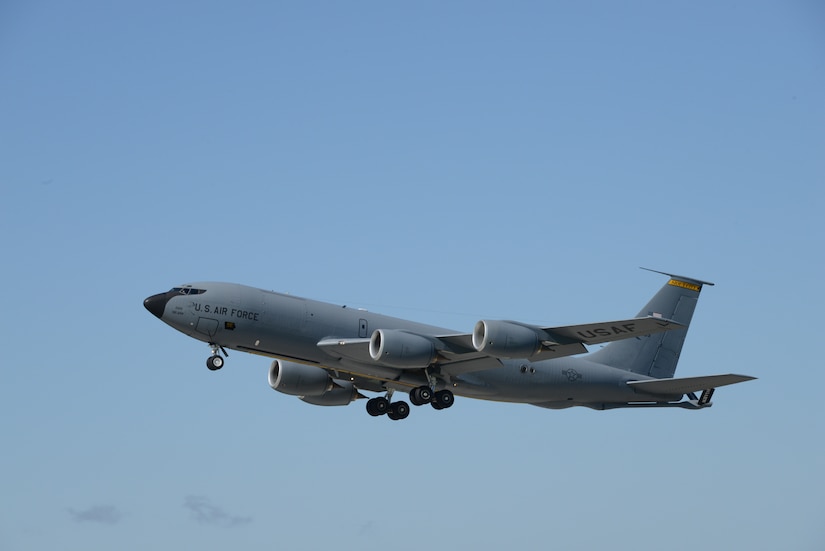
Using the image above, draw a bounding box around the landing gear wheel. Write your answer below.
[366,397,390,417]
[432,389,454,409]
[409,386,433,406]
[206,355,224,371]
[387,401,410,421]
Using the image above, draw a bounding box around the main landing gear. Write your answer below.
[366,386,454,421]
[366,396,410,420]
[206,343,228,371]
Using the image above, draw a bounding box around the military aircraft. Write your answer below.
[144,269,754,420]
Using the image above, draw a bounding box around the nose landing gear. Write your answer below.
[206,343,228,371]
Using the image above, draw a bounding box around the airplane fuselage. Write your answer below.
[146,282,668,409]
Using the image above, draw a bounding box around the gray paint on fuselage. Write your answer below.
[450,355,660,404]
[166,281,452,359]
[154,281,677,407]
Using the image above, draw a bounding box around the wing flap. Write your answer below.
[628,374,756,396]
[527,342,588,361]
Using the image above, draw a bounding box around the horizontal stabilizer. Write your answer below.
[628,374,756,396]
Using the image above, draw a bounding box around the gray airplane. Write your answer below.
[144,270,754,420]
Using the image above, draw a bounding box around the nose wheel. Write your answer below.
[206,343,228,371]
[206,355,224,371]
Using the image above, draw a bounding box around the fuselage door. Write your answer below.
[196,317,219,338]
[359,319,368,338]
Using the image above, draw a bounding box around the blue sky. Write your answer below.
[1,1,823,549]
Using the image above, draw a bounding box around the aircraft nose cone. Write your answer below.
[144,293,170,319]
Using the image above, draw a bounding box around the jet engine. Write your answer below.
[268,360,333,396]
[472,320,543,358]
[300,381,359,406]
[369,329,437,368]
[269,360,360,406]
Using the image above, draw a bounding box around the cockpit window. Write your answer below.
[170,287,206,295]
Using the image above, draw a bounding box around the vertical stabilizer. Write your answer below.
[587,270,713,378]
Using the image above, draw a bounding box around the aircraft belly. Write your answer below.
[454,358,642,404]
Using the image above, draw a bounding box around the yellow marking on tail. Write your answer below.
[668,279,701,292]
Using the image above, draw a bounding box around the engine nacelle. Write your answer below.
[300,381,359,406]
[369,329,437,368]
[268,360,333,397]
[472,320,543,358]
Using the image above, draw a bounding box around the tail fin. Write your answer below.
[587,269,713,378]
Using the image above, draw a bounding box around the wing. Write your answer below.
[318,315,684,375]
[316,336,504,375]
[628,374,756,396]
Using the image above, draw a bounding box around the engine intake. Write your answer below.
[472,320,543,358]
[369,329,437,368]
